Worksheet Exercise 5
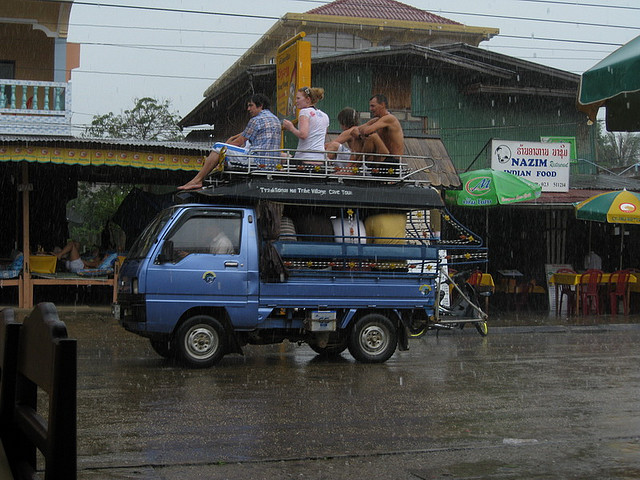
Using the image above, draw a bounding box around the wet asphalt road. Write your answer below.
[26,308,640,479]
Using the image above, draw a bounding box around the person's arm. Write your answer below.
[282,113,310,139]
[82,255,102,268]
[332,126,358,145]
[359,115,394,137]
[226,133,247,146]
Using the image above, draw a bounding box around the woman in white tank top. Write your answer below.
[282,86,329,164]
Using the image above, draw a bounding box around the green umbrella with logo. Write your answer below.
[445,169,542,262]
[446,169,542,207]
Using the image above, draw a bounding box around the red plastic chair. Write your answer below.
[556,268,577,315]
[610,270,631,315]
[580,269,603,315]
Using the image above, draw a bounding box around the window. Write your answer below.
[168,214,242,257]
[306,32,372,55]
[0,61,15,80]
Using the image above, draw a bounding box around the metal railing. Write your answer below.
[210,148,437,186]
[0,79,72,135]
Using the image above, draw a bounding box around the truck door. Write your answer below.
[145,209,256,328]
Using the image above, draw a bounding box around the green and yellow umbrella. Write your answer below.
[574,189,640,224]
[575,189,640,269]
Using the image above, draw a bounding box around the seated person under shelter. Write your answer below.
[170,215,240,260]
[205,223,235,255]
[53,241,103,273]
[583,250,602,270]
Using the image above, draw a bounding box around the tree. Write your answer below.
[83,97,184,141]
[67,183,132,250]
[597,129,640,168]
[74,97,184,250]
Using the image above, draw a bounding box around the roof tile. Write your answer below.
[306,0,462,25]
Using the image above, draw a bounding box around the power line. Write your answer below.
[80,42,247,57]
[71,69,219,81]
[71,2,280,20]
[69,1,640,32]
[495,34,630,47]
[70,23,265,36]
[482,44,620,53]
[430,8,639,31]
[512,0,640,11]
[81,39,621,55]
[61,1,638,112]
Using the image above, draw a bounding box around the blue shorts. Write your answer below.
[212,142,279,169]
[213,142,249,167]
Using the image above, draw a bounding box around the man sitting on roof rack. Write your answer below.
[357,94,404,173]
[178,93,281,190]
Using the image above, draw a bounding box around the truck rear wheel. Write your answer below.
[348,314,397,363]
[309,336,348,356]
[175,315,226,368]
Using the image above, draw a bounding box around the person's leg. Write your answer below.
[56,240,80,260]
[325,141,340,157]
[67,241,81,261]
[178,151,220,190]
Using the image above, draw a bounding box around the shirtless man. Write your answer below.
[358,94,404,158]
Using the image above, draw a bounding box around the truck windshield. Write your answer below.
[127,208,174,260]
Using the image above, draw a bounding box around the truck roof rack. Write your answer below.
[209,149,436,186]
[188,149,445,209]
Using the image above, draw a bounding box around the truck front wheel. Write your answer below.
[348,314,397,363]
[175,315,226,368]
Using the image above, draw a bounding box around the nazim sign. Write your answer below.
[490,140,570,192]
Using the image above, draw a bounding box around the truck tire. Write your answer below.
[150,338,174,358]
[309,337,349,356]
[175,315,226,368]
[348,314,397,363]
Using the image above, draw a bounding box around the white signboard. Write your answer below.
[491,140,570,192]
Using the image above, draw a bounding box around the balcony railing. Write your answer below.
[0,79,72,136]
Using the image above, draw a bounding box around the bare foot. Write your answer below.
[177,182,203,191]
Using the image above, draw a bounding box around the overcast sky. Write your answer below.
[67,0,640,132]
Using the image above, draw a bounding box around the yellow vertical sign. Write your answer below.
[276,33,311,121]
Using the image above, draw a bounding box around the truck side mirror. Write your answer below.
[156,240,174,264]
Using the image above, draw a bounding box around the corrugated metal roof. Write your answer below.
[570,173,640,191]
[0,134,211,153]
[306,0,463,25]
[515,174,640,207]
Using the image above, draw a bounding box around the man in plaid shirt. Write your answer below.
[179,93,281,190]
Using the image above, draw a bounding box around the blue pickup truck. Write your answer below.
[115,167,487,367]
